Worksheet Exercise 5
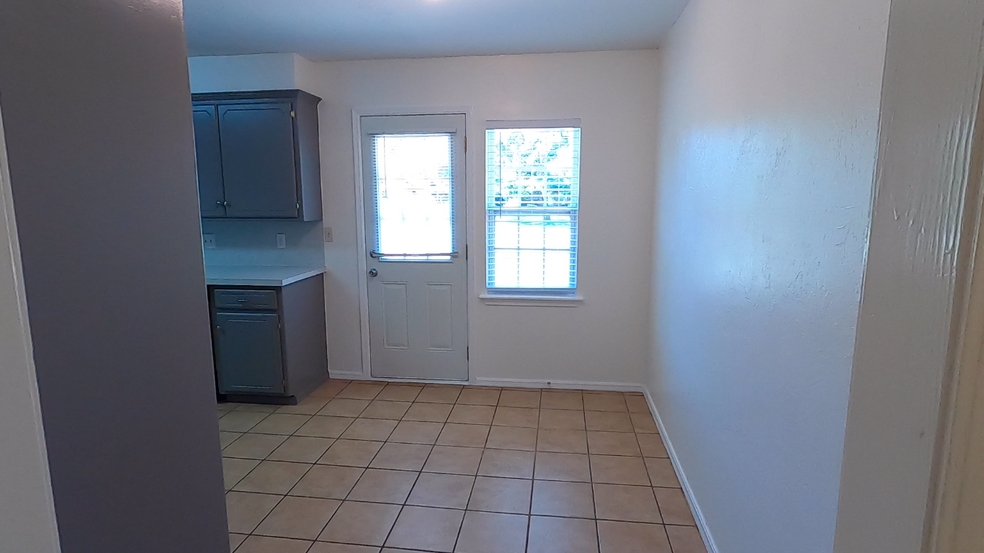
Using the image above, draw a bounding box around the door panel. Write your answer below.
[363,114,468,380]
[214,312,284,394]
[218,102,299,218]
[192,104,226,218]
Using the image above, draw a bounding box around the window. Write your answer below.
[485,122,581,295]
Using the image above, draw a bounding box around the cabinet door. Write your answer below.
[218,102,299,218]
[213,312,285,394]
[191,104,226,218]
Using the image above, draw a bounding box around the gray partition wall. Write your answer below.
[0,2,229,552]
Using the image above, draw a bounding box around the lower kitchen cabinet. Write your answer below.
[209,274,327,404]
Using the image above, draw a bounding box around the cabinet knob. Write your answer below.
[216,201,223,206]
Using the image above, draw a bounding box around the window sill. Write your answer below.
[479,293,583,307]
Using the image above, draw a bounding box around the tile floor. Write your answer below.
[219,380,706,553]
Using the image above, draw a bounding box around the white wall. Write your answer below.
[310,51,659,385]
[650,0,890,551]
[190,51,660,386]
[0,102,61,552]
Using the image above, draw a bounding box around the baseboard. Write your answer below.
[475,377,647,393]
[643,386,720,553]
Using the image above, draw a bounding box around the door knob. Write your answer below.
[368,268,378,278]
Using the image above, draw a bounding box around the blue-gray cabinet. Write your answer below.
[192,90,323,221]
[209,275,329,404]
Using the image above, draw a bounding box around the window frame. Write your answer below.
[482,120,583,304]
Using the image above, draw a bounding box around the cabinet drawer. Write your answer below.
[213,289,278,311]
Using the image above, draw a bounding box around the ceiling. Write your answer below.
[183,0,689,61]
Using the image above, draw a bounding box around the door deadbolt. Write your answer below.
[368,268,378,278]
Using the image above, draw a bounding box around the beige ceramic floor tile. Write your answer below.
[360,400,412,420]
[229,532,247,551]
[235,535,312,553]
[533,452,591,482]
[531,480,595,518]
[222,433,288,459]
[250,414,312,435]
[666,525,707,553]
[637,433,669,458]
[590,455,651,486]
[347,468,418,503]
[629,412,659,434]
[423,446,484,475]
[254,496,340,540]
[594,484,661,523]
[289,465,364,499]
[498,389,541,408]
[597,521,671,553]
[389,420,445,444]
[308,543,379,553]
[225,491,281,534]
[486,426,537,451]
[539,409,586,430]
[437,423,490,447]
[220,431,243,449]
[623,394,650,413]
[267,436,334,463]
[540,391,583,410]
[318,501,401,546]
[646,458,681,488]
[223,457,260,490]
[340,418,398,441]
[235,404,281,413]
[336,382,385,400]
[583,392,628,412]
[232,460,311,494]
[319,398,371,418]
[386,506,465,552]
[307,379,350,399]
[309,543,378,553]
[407,472,475,509]
[404,402,453,422]
[219,411,269,433]
[527,516,599,553]
[654,488,696,526]
[584,411,634,433]
[376,384,423,402]
[537,429,588,454]
[416,385,462,404]
[369,442,432,471]
[318,439,384,467]
[468,476,531,514]
[276,396,330,415]
[455,511,528,553]
[448,404,496,425]
[457,387,500,406]
[294,416,355,439]
[478,449,535,479]
[587,431,642,456]
[492,407,539,428]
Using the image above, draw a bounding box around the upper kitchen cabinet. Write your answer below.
[191,90,323,221]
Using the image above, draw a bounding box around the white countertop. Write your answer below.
[205,266,326,287]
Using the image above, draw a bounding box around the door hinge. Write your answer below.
[466,346,469,361]
[464,136,467,153]
[465,244,469,260]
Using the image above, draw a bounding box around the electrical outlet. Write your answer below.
[324,227,334,243]
[202,234,216,250]
[276,233,287,249]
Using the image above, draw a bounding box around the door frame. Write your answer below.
[351,107,474,382]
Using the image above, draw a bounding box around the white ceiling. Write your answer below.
[183,0,689,61]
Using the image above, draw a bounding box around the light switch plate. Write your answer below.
[276,233,287,249]
[202,234,216,250]
[324,227,333,243]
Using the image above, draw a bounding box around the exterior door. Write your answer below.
[362,114,468,381]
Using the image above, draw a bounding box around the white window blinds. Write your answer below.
[485,124,581,292]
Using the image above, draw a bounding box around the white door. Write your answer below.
[362,114,468,381]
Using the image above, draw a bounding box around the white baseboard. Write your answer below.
[643,386,720,553]
[475,377,647,393]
